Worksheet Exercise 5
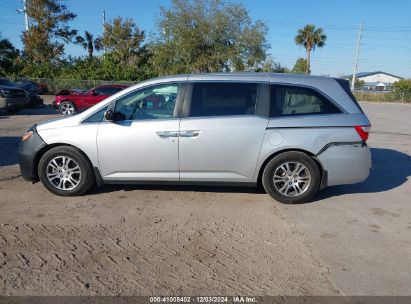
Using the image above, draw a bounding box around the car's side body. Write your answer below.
[19,73,372,201]
[0,83,30,112]
[54,84,129,112]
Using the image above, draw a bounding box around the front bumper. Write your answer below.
[0,96,30,109]
[18,126,47,181]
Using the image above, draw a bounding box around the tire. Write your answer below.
[38,146,95,196]
[262,151,321,204]
[59,101,77,115]
[6,107,20,114]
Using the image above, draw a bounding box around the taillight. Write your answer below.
[355,125,371,141]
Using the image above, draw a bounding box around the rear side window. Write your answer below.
[189,83,258,117]
[95,87,123,95]
[270,85,341,117]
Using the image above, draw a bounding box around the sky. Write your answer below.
[0,0,410,77]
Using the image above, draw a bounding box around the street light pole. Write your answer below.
[351,22,363,90]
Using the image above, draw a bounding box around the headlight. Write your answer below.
[22,131,33,142]
[0,89,10,97]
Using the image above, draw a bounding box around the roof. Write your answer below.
[343,71,403,79]
[150,72,337,83]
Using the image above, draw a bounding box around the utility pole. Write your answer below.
[351,22,363,90]
[17,0,29,31]
[102,10,106,54]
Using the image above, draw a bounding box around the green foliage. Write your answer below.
[291,58,309,74]
[347,77,365,87]
[0,33,21,76]
[58,52,155,81]
[22,0,77,63]
[295,24,326,74]
[255,56,289,73]
[101,17,145,65]
[150,0,269,75]
[393,79,411,91]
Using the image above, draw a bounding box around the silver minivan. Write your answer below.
[19,73,371,203]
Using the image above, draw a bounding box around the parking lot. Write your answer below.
[0,102,410,296]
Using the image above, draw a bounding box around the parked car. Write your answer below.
[54,85,128,115]
[0,79,29,114]
[14,80,44,107]
[18,73,372,203]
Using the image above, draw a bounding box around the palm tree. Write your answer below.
[75,31,102,58]
[295,24,327,74]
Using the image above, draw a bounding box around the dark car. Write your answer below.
[54,85,129,115]
[0,79,29,114]
[15,80,44,107]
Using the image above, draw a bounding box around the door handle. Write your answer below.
[156,131,179,139]
[179,130,201,138]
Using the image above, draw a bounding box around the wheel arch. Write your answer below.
[33,143,95,181]
[256,148,326,188]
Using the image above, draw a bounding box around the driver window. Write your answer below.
[114,84,178,121]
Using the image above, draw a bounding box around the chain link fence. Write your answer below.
[353,89,411,103]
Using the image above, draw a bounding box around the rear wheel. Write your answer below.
[59,101,77,115]
[38,146,95,196]
[262,151,321,204]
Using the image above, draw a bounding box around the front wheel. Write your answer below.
[6,106,20,114]
[59,101,77,115]
[262,151,321,204]
[38,146,95,196]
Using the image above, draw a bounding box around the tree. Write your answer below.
[291,58,309,74]
[0,33,20,76]
[295,24,326,75]
[22,0,77,63]
[151,0,269,75]
[101,17,145,65]
[75,31,102,59]
[347,77,365,87]
[256,56,289,73]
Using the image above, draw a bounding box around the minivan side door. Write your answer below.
[178,82,269,183]
[96,82,184,181]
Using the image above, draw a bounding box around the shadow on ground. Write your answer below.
[0,137,21,166]
[0,105,57,118]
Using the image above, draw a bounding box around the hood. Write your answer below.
[36,114,80,131]
[56,89,87,96]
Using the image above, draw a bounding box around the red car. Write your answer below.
[54,85,129,115]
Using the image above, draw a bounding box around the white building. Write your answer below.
[345,71,402,91]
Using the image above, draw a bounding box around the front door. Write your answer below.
[97,83,182,181]
[179,82,268,183]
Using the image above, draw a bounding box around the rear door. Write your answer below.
[178,82,269,183]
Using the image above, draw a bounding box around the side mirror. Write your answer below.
[90,90,97,96]
[104,109,114,121]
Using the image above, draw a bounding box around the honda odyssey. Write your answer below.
[18,73,372,203]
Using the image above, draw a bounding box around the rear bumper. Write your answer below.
[317,142,372,187]
[18,127,47,181]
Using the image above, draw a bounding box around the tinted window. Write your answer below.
[270,85,341,117]
[95,87,123,95]
[114,84,178,121]
[190,83,258,117]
